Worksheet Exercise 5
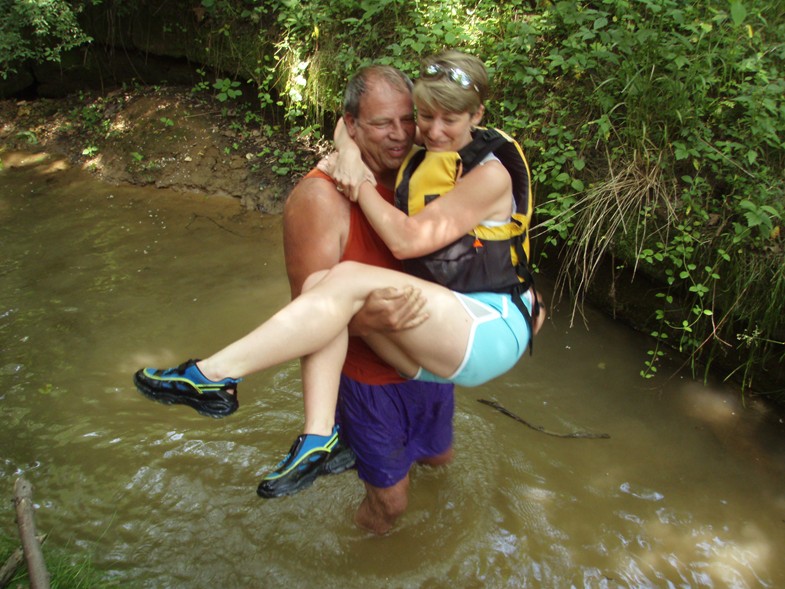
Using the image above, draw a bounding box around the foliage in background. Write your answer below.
[0,0,95,78]
[3,0,785,397]
[514,0,785,393]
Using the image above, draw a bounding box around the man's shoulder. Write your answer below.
[285,172,350,216]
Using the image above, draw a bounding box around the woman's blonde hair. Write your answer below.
[413,50,488,115]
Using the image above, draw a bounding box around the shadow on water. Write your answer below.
[2,153,785,588]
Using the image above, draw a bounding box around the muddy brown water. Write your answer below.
[2,153,785,588]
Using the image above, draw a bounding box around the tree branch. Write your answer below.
[13,478,50,589]
[478,399,611,439]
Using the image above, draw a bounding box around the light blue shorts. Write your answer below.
[413,290,532,387]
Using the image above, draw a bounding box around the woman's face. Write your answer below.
[416,103,484,152]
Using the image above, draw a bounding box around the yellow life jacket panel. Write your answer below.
[394,127,535,296]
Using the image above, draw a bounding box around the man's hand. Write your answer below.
[349,286,428,336]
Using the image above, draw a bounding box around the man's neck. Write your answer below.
[375,171,397,191]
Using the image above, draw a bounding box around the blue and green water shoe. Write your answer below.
[133,359,240,418]
[257,426,356,498]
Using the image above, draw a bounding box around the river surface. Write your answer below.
[2,153,785,588]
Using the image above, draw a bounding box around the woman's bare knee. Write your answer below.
[301,269,330,292]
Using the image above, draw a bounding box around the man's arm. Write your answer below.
[283,175,427,331]
[283,176,347,297]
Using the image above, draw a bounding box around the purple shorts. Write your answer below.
[336,374,455,489]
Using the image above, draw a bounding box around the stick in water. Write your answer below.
[0,534,46,587]
[477,399,611,439]
[13,478,50,589]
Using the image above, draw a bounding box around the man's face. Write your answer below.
[344,80,416,180]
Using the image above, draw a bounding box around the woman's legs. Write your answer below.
[299,333,347,436]
[200,260,471,498]
[140,260,473,445]
[196,261,472,385]
[194,268,361,382]
[299,271,348,436]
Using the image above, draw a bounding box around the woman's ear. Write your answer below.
[471,105,485,126]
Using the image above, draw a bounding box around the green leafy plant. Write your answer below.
[0,0,93,78]
[15,130,38,145]
[191,67,211,94]
[213,78,242,101]
[0,531,114,588]
[271,148,296,176]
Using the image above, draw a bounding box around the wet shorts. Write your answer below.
[336,375,454,489]
[413,290,532,387]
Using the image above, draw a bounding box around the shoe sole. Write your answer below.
[322,447,356,475]
[257,467,322,498]
[133,371,237,418]
[257,447,356,499]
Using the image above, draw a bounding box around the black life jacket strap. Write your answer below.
[458,131,509,176]
[509,278,539,356]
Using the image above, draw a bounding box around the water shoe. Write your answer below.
[257,426,356,498]
[133,359,240,418]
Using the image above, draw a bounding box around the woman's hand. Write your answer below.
[317,149,375,200]
[333,117,376,198]
[332,140,375,199]
[316,152,339,178]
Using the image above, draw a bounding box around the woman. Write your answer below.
[135,50,542,493]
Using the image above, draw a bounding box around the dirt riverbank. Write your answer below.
[0,86,322,213]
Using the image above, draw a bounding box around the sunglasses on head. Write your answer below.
[422,63,479,92]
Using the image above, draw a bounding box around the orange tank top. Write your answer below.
[304,169,405,384]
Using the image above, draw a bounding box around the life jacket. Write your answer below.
[394,127,539,345]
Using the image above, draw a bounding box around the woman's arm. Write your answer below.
[355,160,513,260]
[330,118,375,194]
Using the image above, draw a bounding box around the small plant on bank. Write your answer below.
[191,68,211,95]
[15,130,38,145]
[213,78,242,102]
[271,148,296,176]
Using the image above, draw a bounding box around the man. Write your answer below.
[261,65,455,535]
